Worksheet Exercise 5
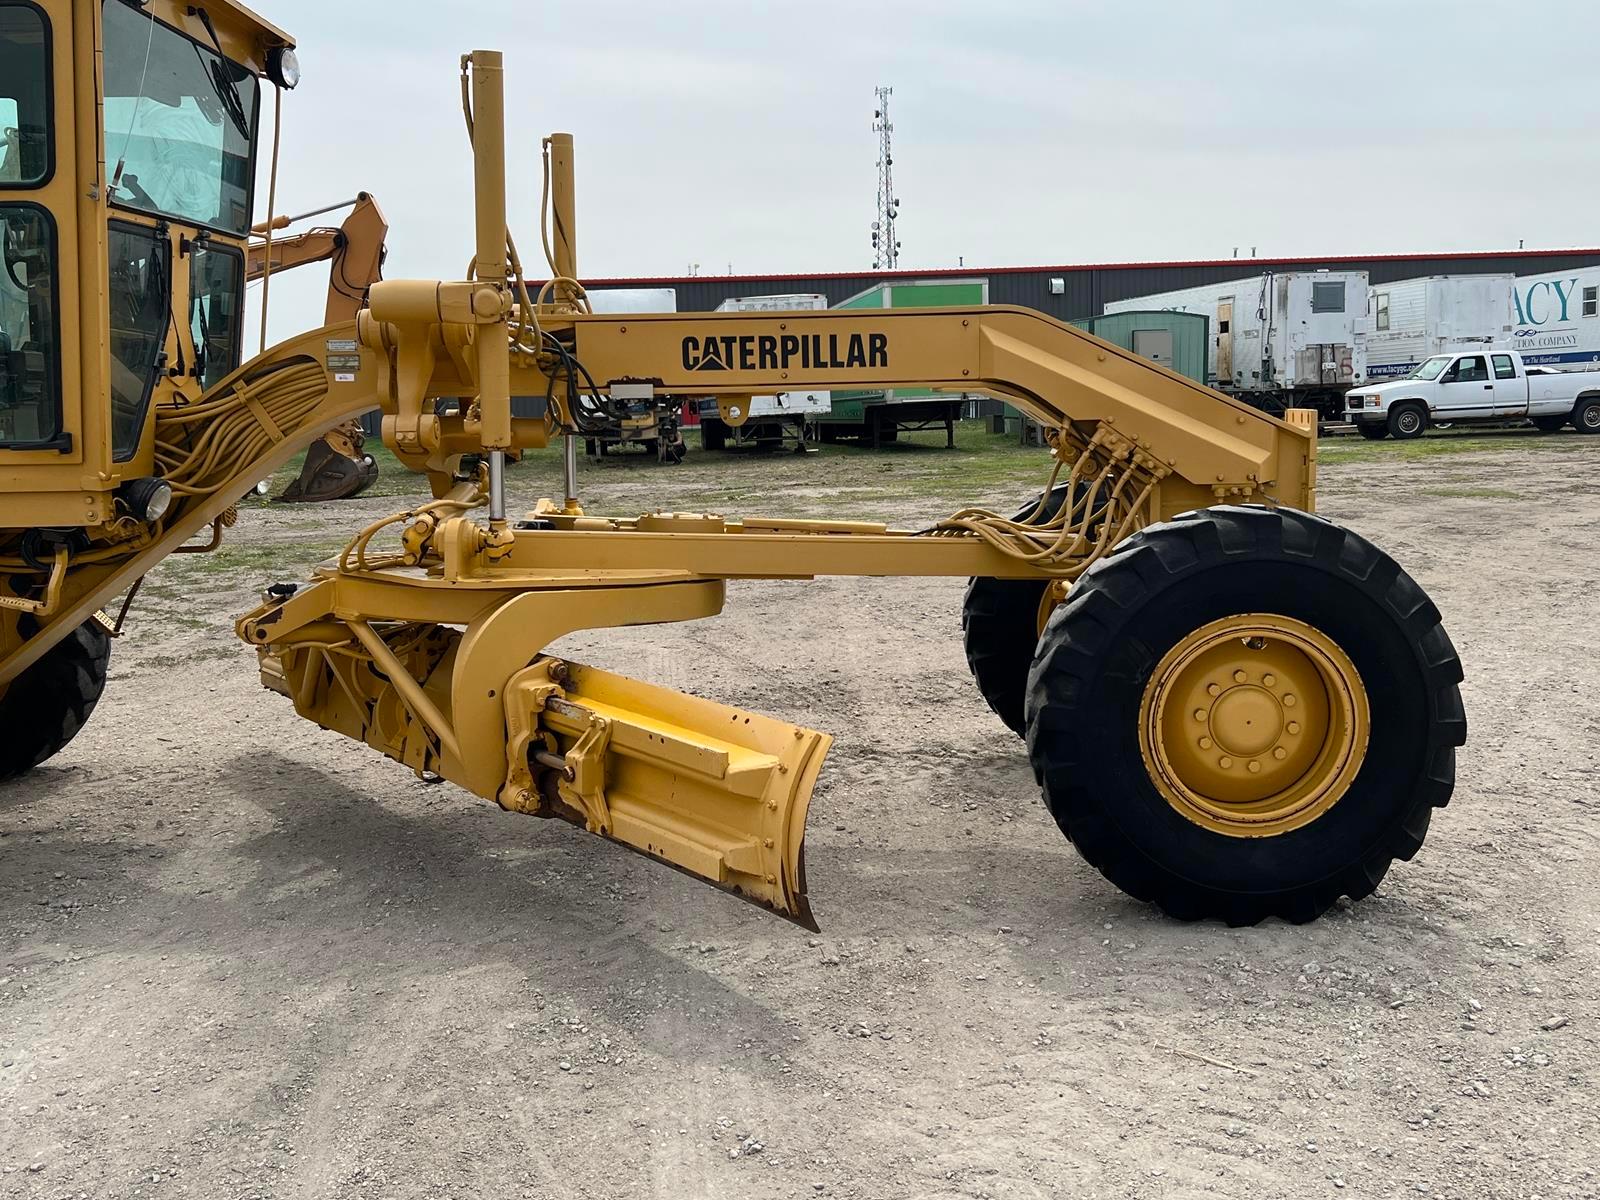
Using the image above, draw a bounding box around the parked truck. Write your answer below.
[1343,349,1600,439]
[1105,271,1369,421]
[1506,266,1600,370]
[1366,275,1515,380]
[698,294,833,451]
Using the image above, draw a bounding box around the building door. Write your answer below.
[1131,328,1174,369]
[1216,299,1234,383]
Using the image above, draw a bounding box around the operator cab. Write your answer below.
[0,0,294,525]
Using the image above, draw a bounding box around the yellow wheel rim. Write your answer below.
[1139,613,1370,837]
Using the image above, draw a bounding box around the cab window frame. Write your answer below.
[0,0,56,190]
[102,0,262,238]
[0,198,64,449]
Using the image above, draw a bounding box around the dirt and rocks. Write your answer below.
[2,429,1597,1199]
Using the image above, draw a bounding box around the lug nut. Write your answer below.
[1218,756,1233,769]
[1233,670,1248,684]
[1273,747,1288,760]
[1247,761,1261,773]
[1207,683,1221,697]
[1199,737,1213,750]
[1263,673,1277,687]
[1193,708,1207,721]
[1287,721,1300,735]
[1283,694,1297,707]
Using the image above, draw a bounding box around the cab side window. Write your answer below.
[0,3,52,187]
[0,4,60,450]
[1446,356,1487,383]
[1492,354,1516,380]
[189,242,243,391]
[107,223,171,461]
[0,205,59,446]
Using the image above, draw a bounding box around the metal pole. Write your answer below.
[467,50,511,524]
[548,132,578,310]
[562,433,579,512]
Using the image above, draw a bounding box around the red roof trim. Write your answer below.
[577,247,1600,288]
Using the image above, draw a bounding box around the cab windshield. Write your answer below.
[1407,356,1451,381]
[102,0,259,235]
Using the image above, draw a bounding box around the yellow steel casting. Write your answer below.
[1138,614,1371,837]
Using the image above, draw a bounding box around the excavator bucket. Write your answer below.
[507,660,832,929]
[275,422,379,503]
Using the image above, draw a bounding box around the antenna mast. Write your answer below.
[871,86,900,270]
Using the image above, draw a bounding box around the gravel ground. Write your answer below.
[2,427,1597,1199]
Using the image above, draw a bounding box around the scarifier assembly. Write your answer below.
[0,6,1465,928]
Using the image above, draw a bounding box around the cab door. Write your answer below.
[1489,353,1526,415]
[1434,354,1497,418]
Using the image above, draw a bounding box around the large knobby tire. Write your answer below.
[1356,423,1388,441]
[1387,404,1428,440]
[961,485,1071,735]
[1025,505,1465,925]
[1574,399,1600,435]
[0,620,112,781]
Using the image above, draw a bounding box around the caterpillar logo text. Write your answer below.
[682,332,889,373]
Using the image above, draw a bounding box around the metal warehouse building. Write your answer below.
[580,247,1600,321]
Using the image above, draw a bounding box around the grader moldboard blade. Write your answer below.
[512,661,831,930]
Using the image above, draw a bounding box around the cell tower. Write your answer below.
[871,86,900,270]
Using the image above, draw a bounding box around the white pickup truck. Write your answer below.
[1343,349,1600,440]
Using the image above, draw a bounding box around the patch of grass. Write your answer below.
[1318,428,1598,465]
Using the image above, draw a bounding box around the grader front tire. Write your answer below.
[1025,506,1466,925]
[0,621,112,781]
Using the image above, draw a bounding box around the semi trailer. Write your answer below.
[1366,275,1515,380]
[1105,271,1369,420]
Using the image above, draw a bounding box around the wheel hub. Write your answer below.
[1139,614,1370,837]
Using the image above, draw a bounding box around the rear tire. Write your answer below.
[1387,404,1428,440]
[1356,423,1388,441]
[0,621,112,781]
[1025,505,1465,925]
[1574,399,1600,435]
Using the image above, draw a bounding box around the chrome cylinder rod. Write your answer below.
[563,433,579,510]
[488,449,506,521]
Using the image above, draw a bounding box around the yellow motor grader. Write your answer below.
[0,1,1465,929]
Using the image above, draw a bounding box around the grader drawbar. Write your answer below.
[0,11,1465,929]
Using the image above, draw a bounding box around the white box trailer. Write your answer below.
[700,294,832,451]
[1365,275,1516,380]
[1105,271,1369,419]
[1505,266,1600,371]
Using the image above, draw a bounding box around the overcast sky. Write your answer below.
[248,0,1600,343]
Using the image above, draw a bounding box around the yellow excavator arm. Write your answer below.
[247,193,389,501]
